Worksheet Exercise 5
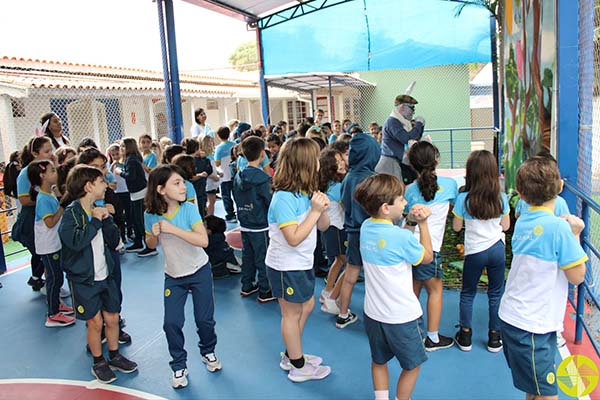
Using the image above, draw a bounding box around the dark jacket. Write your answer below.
[380,116,424,162]
[205,232,237,267]
[120,155,146,194]
[233,165,272,230]
[59,199,120,285]
[193,155,213,200]
[341,133,381,233]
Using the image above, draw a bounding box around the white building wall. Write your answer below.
[120,97,151,139]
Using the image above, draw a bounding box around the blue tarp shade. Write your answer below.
[261,0,491,74]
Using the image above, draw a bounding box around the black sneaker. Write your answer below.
[336,311,358,329]
[240,285,259,297]
[119,329,132,345]
[27,277,45,291]
[119,317,126,329]
[212,264,231,280]
[137,247,158,257]
[108,353,138,373]
[424,335,455,352]
[487,330,503,353]
[257,291,277,303]
[125,243,144,253]
[92,359,117,384]
[455,327,473,352]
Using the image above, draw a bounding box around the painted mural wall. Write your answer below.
[503,0,556,192]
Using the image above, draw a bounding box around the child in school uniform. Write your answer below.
[336,133,381,328]
[499,156,587,399]
[144,164,221,389]
[28,160,75,327]
[182,138,212,217]
[139,134,158,174]
[200,136,222,216]
[203,215,241,279]
[171,154,198,204]
[355,174,434,400]
[59,165,138,384]
[232,136,274,302]
[265,137,332,382]
[404,141,457,351]
[452,150,510,352]
[107,143,133,243]
[214,126,236,222]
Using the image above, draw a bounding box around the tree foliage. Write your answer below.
[228,41,258,71]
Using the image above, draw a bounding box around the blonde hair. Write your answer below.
[272,137,320,194]
[199,135,215,155]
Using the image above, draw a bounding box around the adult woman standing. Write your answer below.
[41,112,70,151]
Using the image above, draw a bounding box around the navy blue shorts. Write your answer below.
[413,251,442,281]
[323,226,347,260]
[267,267,315,303]
[70,278,121,321]
[345,232,362,267]
[364,313,427,370]
[500,320,558,396]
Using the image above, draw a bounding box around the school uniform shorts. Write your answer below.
[323,226,347,260]
[500,320,558,396]
[345,231,362,267]
[412,251,443,281]
[70,278,121,321]
[267,267,315,303]
[364,313,428,370]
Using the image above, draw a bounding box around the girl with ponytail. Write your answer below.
[404,141,458,352]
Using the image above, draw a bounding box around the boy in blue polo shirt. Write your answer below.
[354,173,433,400]
[214,126,236,221]
[499,156,587,399]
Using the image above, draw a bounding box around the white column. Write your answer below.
[147,98,157,139]
[0,95,17,163]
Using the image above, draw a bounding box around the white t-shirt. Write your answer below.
[499,208,588,334]
[361,218,425,324]
[190,123,213,139]
[266,191,316,271]
[452,191,509,255]
[34,191,62,255]
[325,182,344,230]
[88,215,108,281]
[404,176,458,252]
[206,156,220,192]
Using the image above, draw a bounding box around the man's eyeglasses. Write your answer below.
[404,104,415,111]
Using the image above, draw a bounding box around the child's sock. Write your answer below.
[93,355,105,364]
[339,312,349,319]
[290,356,305,369]
[427,331,439,343]
[374,390,389,400]
[108,349,119,360]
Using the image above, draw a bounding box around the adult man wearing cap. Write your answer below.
[375,94,425,182]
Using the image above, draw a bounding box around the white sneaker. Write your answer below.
[557,332,567,348]
[171,368,188,389]
[201,352,222,372]
[226,263,242,274]
[60,287,70,298]
[279,352,323,371]
[319,290,331,304]
[320,297,340,315]
[288,362,331,382]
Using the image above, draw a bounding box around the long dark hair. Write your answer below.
[60,165,103,207]
[408,141,439,202]
[463,150,503,219]
[3,151,21,198]
[318,148,345,193]
[145,164,186,215]
[20,136,51,167]
[26,160,53,202]
[41,112,69,149]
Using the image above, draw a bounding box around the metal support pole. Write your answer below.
[256,27,270,125]
[156,0,174,141]
[575,202,590,344]
[328,76,334,122]
[311,91,316,118]
[164,0,183,144]
[490,15,500,162]
[450,129,454,169]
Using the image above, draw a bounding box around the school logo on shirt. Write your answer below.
[438,186,444,192]
[377,239,387,249]
[53,254,59,261]
[556,354,599,396]
[165,289,171,297]
[286,287,294,296]
[77,305,85,314]
[533,225,544,236]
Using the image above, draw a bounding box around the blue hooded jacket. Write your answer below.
[233,165,272,230]
[341,133,381,233]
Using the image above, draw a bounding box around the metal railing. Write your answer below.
[563,180,600,357]
[423,126,500,169]
[0,187,27,274]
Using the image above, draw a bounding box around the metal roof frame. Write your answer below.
[265,72,375,93]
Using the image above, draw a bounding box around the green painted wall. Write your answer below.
[358,65,472,168]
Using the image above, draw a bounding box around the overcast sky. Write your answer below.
[0,0,255,72]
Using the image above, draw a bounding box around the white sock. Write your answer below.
[339,312,349,319]
[427,331,439,343]
[374,390,389,400]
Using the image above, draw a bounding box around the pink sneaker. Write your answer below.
[59,303,74,315]
[45,312,76,328]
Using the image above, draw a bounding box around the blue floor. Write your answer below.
[0,205,575,399]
